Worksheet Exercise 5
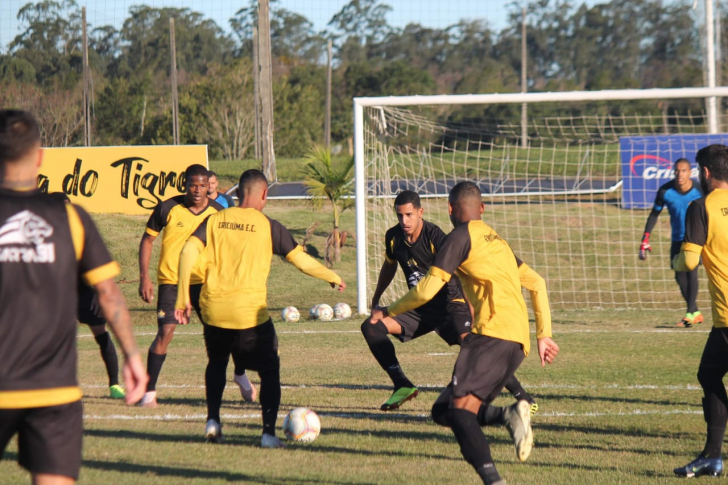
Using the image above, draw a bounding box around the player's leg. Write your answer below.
[447,334,527,484]
[18,401,82,484]
[89,324,124,399]
[671,241,701,326]
[202,322,233,443]
[142,285,180,406]
[686,267,702,323]
[362,311,421,410]
[675,327,728,477]
[232,357,257,403]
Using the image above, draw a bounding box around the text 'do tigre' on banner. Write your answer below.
[37,145,208,215]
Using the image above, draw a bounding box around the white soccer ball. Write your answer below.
[309,304,320,319]
[281,306,300,323]
[333,302,352,320]
[314,303,334,321]
[283,407,321,443]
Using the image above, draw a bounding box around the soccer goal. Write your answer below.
[353,87,728,315]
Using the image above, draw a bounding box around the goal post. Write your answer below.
[354,87,728,315]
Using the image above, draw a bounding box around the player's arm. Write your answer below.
[271,218,345,291]
[139,202,166,302]
[372,225,471,321]
[67,204,148,405]
[673,198,706,272]
[640,188,666,260]
[371,254,398,308]
[516,258,559,366]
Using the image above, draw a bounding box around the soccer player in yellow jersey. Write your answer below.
[137,164,226,407]
[673,144,728,478]
[175,169,345,448]
[0,109,147,485]
[371,181,559,485]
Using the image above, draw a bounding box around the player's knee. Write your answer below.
[361,319,388,340]
[697,366,722,391]
[431,401,450,426]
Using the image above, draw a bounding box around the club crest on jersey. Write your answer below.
[0,210,55,263]
[407,270,424,288]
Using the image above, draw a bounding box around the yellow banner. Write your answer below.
[38,145,208,215]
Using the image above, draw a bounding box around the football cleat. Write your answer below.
[505,400,534,462]
[676,315,693,328]
[205,419,223,443]
[261,433,286,449]
[674,455,723,478]
[139,391,158,408]
[380,386,419,411]
[234,373,258,402]
[528,400,539,417]
[109,385,126,399]
[687,311,704,326]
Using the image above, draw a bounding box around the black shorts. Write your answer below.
[0,400,82,479]
[157,284,202,325]
[77,285,105,326]
[451,334,524,403]
[203,319,279,373]
[699,327,728,378]
[393,303,471,346]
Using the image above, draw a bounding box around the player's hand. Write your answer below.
[332,279,346,292]
[369,306,388,323]
[537,337,559,367]
[174,305,192,325]
[139,276,154,303]
[122,351,148,405]
[639,234,651,260]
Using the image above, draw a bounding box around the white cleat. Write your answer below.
[505,399,533,462]
[205,419,223,443]
[139,391,158,408]
[260,433,286,449]
[234,373,258,402]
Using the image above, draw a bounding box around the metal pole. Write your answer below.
[325,39,332,149]
[706,0,718,133]
[82,7,91,146]
[253,26,261,160]
[170,18,180,145]
[354,101,367,315]
[258,0,277,180]
[520,6,528,148]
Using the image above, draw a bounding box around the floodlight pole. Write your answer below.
[706,0,718,133]
[521,6,528,148]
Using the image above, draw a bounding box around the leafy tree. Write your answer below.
[302,146,354,265]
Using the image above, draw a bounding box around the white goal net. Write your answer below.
[354,88,728,314]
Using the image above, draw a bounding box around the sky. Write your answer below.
[0,0,577,51]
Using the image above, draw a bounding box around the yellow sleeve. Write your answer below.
[518,263,552,339]
[286,246,342,286]
[175,237,204,310]
[673,242,702,272]
[388,267,449,317]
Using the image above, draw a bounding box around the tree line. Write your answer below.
[0,0,716,158]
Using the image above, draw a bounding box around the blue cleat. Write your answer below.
[674,455,723,478]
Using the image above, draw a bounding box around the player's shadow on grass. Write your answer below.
[543,393,697,408]
[84,428,202,445]
[284,382,447,392]
[82,458,374,484]
[535,422,695,441]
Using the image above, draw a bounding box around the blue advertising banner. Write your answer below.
[620,134,728,209]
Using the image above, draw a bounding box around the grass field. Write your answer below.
[0,201,719,484]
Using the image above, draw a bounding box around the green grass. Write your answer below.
[0,201,718,484]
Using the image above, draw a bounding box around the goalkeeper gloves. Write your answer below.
[639,233,651,260]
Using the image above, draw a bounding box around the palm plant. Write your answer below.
[302,144,354,265]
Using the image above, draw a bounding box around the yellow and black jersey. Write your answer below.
[385,221,466,310]
[0,189,119,409]
[389,220,531,354]
[178,207,341,330]
[682,189,728,328]
[145,195,223,285]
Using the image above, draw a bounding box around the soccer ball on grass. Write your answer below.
[283,407,321,442]
[281,306,300,323]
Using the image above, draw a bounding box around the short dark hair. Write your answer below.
[696,144,728,183]
[207,170,218,178]
[238,169,268,200]
[449,181,482,205]
[674,158,691,169]
[0,109,40,165]
[394,190,420,209]
[185,164,209,182]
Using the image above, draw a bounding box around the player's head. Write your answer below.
[238,169,268,210]
[673,158,692,186]
[448,181,484,227]
[696,144,728,193]
[394,190,423,236]
[184,164,209,205]
[207,170,219,196]
[0,109,42,174]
